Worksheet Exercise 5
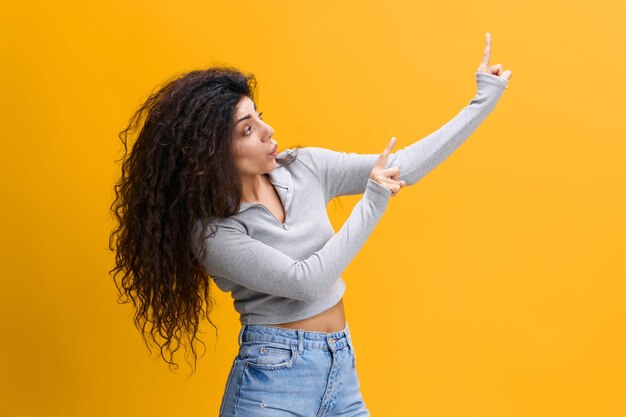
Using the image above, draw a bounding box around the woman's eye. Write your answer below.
[244,112,264,135]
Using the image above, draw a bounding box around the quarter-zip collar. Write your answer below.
[237,163,293,214]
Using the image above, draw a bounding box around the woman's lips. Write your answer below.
[269,145,278,156]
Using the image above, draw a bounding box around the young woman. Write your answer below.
[110,32,511,416]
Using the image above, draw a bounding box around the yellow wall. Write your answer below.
[1,1,625,416]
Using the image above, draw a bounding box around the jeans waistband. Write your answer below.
[237,322,354,354]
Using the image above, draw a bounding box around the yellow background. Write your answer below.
[1,1,625,416]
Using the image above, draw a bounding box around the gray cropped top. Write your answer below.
[192,72,508,325]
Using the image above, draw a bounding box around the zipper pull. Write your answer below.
[283,223,288,230]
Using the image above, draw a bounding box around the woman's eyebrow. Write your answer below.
[235,103,258,125]
[235,114,252,125]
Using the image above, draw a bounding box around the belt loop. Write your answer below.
[296,329,304,354]
[344,323,354,354]
[238,324,247,346]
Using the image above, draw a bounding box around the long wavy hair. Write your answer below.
[108,65,299,374]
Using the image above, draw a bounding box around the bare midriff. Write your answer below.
[266,298,346,333]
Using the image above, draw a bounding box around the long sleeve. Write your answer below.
[192,178,391,302]
[297,72,509,203]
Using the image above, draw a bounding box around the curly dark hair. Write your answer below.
[108,65,299,374]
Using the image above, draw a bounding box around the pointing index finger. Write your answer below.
[376,136,396,168]
[481,32,491,66]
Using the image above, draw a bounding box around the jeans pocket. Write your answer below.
[241,343,297,370]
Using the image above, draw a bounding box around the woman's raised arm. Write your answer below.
[297,33,512,203]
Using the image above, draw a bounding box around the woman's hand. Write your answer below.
[476,32,512,81]
[370,137,407,197]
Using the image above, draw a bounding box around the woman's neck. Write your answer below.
[240,173,269,203]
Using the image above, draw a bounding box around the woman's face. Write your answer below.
[231,96,277,177]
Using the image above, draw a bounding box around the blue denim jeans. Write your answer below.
[219,321,370,417]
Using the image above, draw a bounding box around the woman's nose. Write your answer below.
[263,122,275,141]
